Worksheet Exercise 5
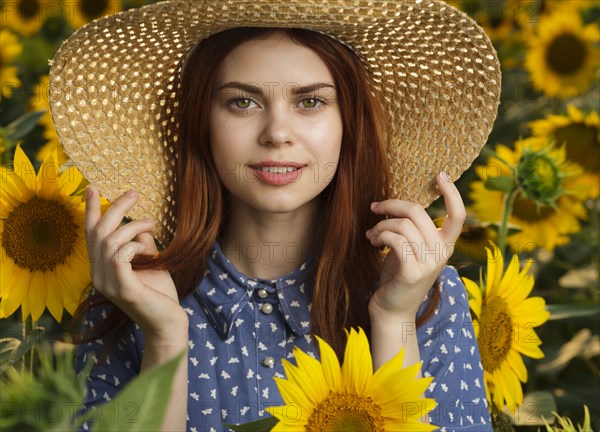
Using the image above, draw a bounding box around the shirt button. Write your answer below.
[260,303,273,314]
[257,288,268,299]
[262,356,275,368]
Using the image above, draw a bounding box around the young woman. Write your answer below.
[49,1,501,431]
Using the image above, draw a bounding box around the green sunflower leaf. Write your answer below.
[4,110,46,140]
[224,416,278,431]
[90,349,186,432]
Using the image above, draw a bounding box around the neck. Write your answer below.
[220,198,320,280]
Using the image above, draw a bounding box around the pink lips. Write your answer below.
[248,160,306,185]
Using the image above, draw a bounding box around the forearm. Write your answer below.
[370,315,420,371]
[140,331,189,431]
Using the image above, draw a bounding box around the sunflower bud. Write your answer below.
[515,141,569,209]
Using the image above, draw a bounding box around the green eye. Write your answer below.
[234,98,252,109]
[301,98,319,108]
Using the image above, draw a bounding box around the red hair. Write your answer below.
[71,28,439,359]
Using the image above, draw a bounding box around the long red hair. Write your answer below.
[71,28,439,359]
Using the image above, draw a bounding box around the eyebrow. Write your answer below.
[215,81,336,95]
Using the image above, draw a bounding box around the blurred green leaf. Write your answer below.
[4,111,46,140]
[0,328,46,374]
[507,391,557,426]
[546,305,600,321]
[90,349,186,431]
[225,416,278,431]
[0,343,87,432]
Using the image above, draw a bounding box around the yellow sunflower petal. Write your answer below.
[512,297,550,326]
[500,361,523,412]
[13,145,37,191]
[26,271,48,322]
[285,350,329,403]
[0,167,35,210]
[58,165,84,196]
[36,150,60,198]
[45,273,64,322]
[514,329,545,359]
[0,267,30,319]
[485,244,503,297]
[340,328,372,394]
[272,376,313,410]
[315,335,341,391]
[507,349,528,383]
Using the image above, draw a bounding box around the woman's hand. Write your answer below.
[366,172,466,324]
[86,186,187,342]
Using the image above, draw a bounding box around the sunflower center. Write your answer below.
[545,33,587,75]
[80,0,110,21]
[511,192,555,222]
[306,392,385,432]
[553,124,599,172]
[2,196,78,272]
[478,297,513,373]
[17,0,40,20]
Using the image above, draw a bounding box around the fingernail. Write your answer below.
[144,218,154,225]
[126,189,137,198]
[439,171,449,182]
[86,186,93,199]
[370,202,378,210]
[366,229,372,237]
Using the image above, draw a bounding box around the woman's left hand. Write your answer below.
[366,171,466,323]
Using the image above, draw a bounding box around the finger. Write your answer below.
[368,230,419,266]
[135,231,159,256]
[113,240,147,265]
[369,200,439,247]
[436,171,466,243]
[94,190,140,240]
[85,185,101,240]
[366,218,426,256]
[101,219,155,256]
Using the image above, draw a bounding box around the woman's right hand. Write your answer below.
[85,186,187,341]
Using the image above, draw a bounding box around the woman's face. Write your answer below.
[209,33,343,215]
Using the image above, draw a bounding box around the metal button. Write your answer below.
[257,288,268,299]
[260,303,273,314]
[262,356,275,368]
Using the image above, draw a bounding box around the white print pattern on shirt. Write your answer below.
[75,244,491,432]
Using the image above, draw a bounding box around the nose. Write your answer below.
[258,105,295,147]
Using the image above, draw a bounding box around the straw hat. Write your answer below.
[49,0,501,246]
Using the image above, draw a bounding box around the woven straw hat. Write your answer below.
[49,0,501,245]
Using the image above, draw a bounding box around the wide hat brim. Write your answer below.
[49,0,501,246]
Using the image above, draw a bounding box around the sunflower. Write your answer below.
[469,140,587,251]
[266,328,437,432]
[525,10,600,98]
[527,105,599,198]
[0,29,22,99]
[541,0,598,14]
[29,75,67,164]
[64,0,123,29]
[474,1,515,42]
[462,242,550,412]
[1,0,58,35]
[0,146,90,323]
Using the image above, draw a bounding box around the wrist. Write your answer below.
[142,314,189,350]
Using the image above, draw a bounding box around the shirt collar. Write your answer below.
[194,242,315,340]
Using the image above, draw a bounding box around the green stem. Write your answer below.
[29,320,38,375]
[498,187,519,257]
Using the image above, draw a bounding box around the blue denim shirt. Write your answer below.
[76,243,492,431]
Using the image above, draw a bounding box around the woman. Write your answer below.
[49,1,501,431]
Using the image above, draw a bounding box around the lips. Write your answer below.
[248,161,306,185]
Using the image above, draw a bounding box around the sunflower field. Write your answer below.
[0,0,598,431]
